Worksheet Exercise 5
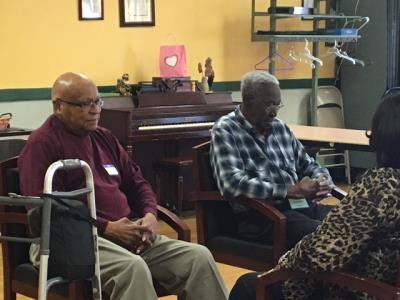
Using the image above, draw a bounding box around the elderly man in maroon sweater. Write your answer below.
[18,72,228,300]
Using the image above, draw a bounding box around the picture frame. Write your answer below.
[119,0,155,27]
[79,0,104,20]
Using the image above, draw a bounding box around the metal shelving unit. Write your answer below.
[253,12,362,19]
[252,34,359,42]
[251,0,362,125]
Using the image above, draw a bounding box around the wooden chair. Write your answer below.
[192,141,287,271]
[154,156,193,216]
[256,264,400,300]
[0,156,190,300]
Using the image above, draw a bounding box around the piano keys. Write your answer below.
[138,121,215,131]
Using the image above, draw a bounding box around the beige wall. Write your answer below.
[0,0,335,88]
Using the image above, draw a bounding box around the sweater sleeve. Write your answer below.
[112,135,158,217]
[19,139,59,197]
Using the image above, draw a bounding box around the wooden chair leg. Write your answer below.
[154,169,164,206]
[177,175,184,216]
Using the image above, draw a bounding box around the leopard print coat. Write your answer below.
[278,168,400,300]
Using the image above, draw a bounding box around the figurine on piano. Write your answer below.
[116,73,133,96]
[198,57,215,92]
[204,57,215,89]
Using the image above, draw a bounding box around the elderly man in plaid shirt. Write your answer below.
[210,70,334,248]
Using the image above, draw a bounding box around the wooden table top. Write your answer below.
[289,124,370,151]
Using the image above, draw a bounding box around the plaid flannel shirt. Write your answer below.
[210,107,330,209]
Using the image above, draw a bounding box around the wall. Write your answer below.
[0,0,335,89]
[0,100,53,129]
[340,0,387,168]
[1,1,349,169]
[1,88,311,130]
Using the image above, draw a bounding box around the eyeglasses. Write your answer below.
[56,98,104,112]
[264,102,284,113]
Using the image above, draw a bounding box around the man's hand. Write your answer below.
[315,174,335,197]
[288,175,335,199]
[104,217,153,252]
[134,213,158,254]
[287,176,319,199]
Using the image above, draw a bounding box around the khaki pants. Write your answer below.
[31,235,228,300]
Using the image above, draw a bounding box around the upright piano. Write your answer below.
[99,91,237,204]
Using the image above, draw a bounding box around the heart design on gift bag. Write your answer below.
[165,55,178,67]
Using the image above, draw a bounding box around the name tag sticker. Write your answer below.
[288,198,309,209]
[103,164,119,176]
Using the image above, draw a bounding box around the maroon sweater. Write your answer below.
[18,114,157,234]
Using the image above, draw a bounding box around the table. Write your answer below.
[289,125,370,152]
[0,128,31,161]
[0,127,31,141]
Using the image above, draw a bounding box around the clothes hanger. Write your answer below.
[288,47,301,62]
[300,39,323,69]
[347,51,373,66]
[343,16,370,32]
[271,51,294,71]
[326,41,360,65]
[342,16,374,67]
[287,45,307,64]
[326,41,352,64]
[254,51,294,71]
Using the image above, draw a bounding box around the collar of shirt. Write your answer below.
[235,107,275,144]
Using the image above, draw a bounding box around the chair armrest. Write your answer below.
[231,197,286,226]
[193,192,286,225]
[192,191,286,263]
[230,197,287,264]
[332,186,348,200]
[156,205,191,242]
[256,268,397,300]
[0,211,28,225]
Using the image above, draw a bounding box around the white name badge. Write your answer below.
[288,198,309,209]
[103,164,119,176]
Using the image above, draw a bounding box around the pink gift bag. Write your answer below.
[159,45,188,77]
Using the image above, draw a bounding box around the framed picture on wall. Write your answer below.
[79,0,104,20]
[119,0,155,27]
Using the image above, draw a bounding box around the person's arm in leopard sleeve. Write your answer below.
[278,168,394,272]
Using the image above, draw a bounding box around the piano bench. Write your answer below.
[154,157,193,216]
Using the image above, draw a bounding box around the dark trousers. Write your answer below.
[236,201,332,248]
[229,272,325,300]
[229,272,284,300]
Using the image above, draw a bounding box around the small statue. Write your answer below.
[197,57,215,92]
[116,73,132,96]
[204,57,215,89]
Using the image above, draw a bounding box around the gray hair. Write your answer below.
[241,71,279,101]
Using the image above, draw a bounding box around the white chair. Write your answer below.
[315,86,351,184]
